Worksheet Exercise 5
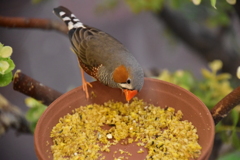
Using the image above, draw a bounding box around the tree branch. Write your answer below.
[211,86,240,124]
[157,6,240,77]
[0,15,68,34]
[13,70,63,106]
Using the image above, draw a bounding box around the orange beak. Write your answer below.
[123,89,138,102]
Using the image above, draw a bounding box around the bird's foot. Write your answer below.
[82,81,92,99]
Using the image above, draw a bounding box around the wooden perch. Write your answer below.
[13,70,63,106]
[0,15,68,34]
[0,94,31,136]
[211,86,240,124]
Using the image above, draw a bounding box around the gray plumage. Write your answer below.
[53,6,144,92]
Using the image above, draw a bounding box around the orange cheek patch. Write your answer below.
[113,65,129,83]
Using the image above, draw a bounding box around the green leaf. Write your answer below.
[0,71,12,87]
[192,0,201,5]
[0,60,9,74]
[172,71,195,90]
[25,105,46,122]
[226,0,236,5]
[216,73,231,81]
[209,59,222,72]
[201,68,214,79]
[1,58,15,74]
[0,46,13,58]
[211,0,217,9]
[0,43,3,50]
[25,97,46,108]
[218,150,240,160]
[26,107,40,122]
[25,97,46,132]
[25,105,46,132]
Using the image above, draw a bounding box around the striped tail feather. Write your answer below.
[53,6,85,31]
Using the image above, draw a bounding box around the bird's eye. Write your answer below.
[126,79,131,84]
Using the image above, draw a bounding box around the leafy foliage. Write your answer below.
[0,43,15,87]
[99,0,235,28]
[123,0,236,13]
[156,60,240,154]
[168,0,233,27]
[25,97,46,132]
[196,60,232,109]
[157,70,195,91]
[193,0,236,7]
[210,0,217,8]
[218,149,240,160]
[157,60,232,109]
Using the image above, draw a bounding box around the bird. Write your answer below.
[53,6,144,102]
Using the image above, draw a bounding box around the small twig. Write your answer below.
[211,86,240,124]
[13,70,63,106]
[0,94,31,136]
[0,16,68,34]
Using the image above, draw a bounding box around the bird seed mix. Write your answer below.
[50,98,201,160]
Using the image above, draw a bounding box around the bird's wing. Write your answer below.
[70,26,105,76]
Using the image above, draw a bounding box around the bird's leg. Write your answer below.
[80,68,92,98]
[78,59,92,99]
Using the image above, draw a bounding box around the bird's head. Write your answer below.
[112,65,144,102]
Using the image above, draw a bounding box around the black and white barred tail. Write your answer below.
[53,6,86,30]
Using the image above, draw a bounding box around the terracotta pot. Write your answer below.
[34,78,214,160]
